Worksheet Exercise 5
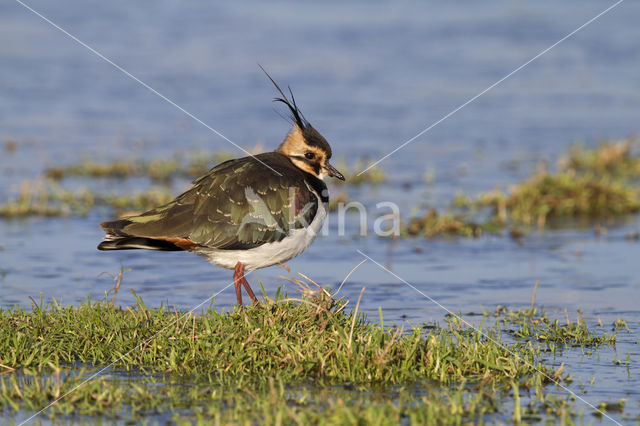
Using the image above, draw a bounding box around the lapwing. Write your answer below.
[98,69,344,306]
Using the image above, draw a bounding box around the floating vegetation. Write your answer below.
[45,154,210,183]
[394,138,640,240]
[4,138,640,240]
[559,138,640,178]
[482,304,618,354]
[0,285,594,423]
[613,318,629,331]
[401,209,485,238]
[485,139,640,227]
[595,399,626,416]
[0,180,95,218]
[43,149,386,186]
[511,314,616,348]
[43,146,264,182]
[479,173,640,227]
[0,179,174,219]
[1,148,385,219]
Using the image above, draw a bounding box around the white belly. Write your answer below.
[196,199,327,270]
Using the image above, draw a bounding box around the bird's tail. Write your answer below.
[98,219,183,251]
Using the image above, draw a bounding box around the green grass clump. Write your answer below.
[401,209,485,238]
[44,153,212,183]
[559,139,640,178]
[523,319,616,347]
[397,139,640,240]
[46,158,149,180]
[479,173,640,227]
[44,151,386,186]
[0,180,95,218]
[0,291,546,384]
[487,306,617,349]
[0,180,175,219]
[482,139,640,227]
[501,310,616,349]
[1,151,385,219]
[0,288,589,423]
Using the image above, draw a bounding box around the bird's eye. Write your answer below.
[304,152,315,160]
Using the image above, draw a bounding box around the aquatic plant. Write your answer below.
[0,180,95,218]
[401,209,485,238]
[397,139,640,239]
[558,138,640,178]
[479,173,640,227]
[0,180,175,219]
[43,148,386,186]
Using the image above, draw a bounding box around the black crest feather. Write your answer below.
[259,64,332,157]
[259,64,307,130]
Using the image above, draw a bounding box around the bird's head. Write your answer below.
[261,66,344,181]
[276,123,343,180]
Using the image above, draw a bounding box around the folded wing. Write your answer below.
[98,153,325,251]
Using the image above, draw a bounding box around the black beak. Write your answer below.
[325,163,345,180]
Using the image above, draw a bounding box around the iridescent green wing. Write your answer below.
[120,154,322,249]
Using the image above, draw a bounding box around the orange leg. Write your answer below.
[233,262,244,306]
[234,261,259,305]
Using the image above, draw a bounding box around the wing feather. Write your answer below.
[101,153,326,250]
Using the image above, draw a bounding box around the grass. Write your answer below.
[0,290,545,383]
[43,151,386,187]
[4,139,639,238]
[401,209,486,239]
[399,139,640,238]
[1,151,386,219]
[0,180,176,219]
[0,180,96,218]
[479,172,640,227]
[491,306,617,350]
[558,138,640,178]
[481,139,640,227]
[0,278,603,423]
[43,149,251,183]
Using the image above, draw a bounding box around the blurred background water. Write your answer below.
[1,0,639,421]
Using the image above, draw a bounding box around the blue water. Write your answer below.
[1,0,640,423]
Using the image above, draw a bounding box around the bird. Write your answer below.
[98,68,344,306]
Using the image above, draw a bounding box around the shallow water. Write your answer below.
[1,0,640,423]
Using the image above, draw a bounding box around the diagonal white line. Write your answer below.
[19,277,241,425]
[357,0,625,176]
[356,249,622,425]
[13,0,282,177]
